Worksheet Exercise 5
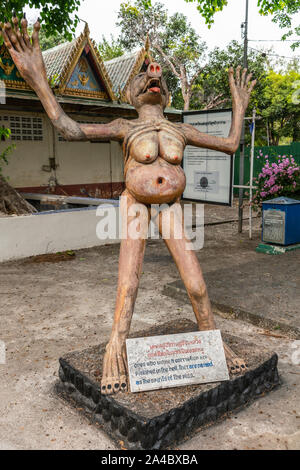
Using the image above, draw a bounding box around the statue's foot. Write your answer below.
[101,336,128,395]
[223,342,248,375]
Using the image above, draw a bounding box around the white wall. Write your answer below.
[56,141,111,185]
[0,206,120,263]
[0,110,124,191]
[0,110,52,187]
[111,141,124,182]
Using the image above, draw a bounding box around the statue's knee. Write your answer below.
[188,280,207,300]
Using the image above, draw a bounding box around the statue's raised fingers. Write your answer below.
[4,19,21,52]
[12,11,19,31]
[32,19,41,49]
[12,12,25,51]
[245,72,253,87]
[248,79,257,94]
[0,26,13,50]
[21,13,31,49]
[228,66,236,92]
[241,67,247,87]
[235,65,241,86]
[228,66,234,80]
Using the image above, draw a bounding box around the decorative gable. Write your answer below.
[55,25,115,100]
[0,44,30,90]
[0,24,116,101]
[63,45,110,100]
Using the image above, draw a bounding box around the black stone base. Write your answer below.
[56,320,280,450]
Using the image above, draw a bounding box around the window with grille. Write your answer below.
[0,115,43,141]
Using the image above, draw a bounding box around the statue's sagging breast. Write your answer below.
[124,121,187,204]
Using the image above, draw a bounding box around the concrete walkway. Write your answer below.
[0,205,299,450]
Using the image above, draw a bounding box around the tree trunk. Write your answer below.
[181,78,191,111]
[292,117,299,142]
[0,175,37,216]
[183,94,190,111]
[269,122,276,146]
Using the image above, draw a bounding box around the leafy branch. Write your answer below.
[0,127,15,176]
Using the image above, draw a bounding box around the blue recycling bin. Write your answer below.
[262,197,300,246]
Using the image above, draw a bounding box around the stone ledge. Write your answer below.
[256,242,300,255]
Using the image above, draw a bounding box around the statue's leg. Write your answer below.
[101,190,149,395]
[156,201,247,375]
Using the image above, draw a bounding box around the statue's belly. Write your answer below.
[125,157,186,204]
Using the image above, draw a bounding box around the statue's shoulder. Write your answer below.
[170,121,185,131]
[112,117,131,127]
[108,118,134,137]
[120,118,140,132]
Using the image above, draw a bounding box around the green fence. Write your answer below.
[233,142,300,195]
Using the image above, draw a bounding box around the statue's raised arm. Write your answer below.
[179,66,256,155]
[0,14,128,142]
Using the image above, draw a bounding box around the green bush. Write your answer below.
[0,127,15,176]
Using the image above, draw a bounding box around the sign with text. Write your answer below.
[126,330,229,393]
[182,109,233,205]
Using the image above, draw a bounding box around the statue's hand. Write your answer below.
[0,14,47,90]
[228,66,256,112]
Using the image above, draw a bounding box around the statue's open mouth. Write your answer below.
[143,78,161,94]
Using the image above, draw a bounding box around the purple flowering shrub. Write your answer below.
[252,152,300,210]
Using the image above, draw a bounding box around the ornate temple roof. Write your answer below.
[43,39,78,86]
[105,51,140,95]
[0,29,180,113]
[105,50,145,99]
[0,24,116,102]
[105,37,152,101]
[43,24,116,100]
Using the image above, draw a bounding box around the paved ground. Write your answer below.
[185,196,256,226]
[0,203,299,450]
[165,225,300,337]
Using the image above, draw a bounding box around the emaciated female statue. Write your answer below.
[1,15,256,395]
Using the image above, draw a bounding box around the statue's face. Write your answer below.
[126,62,169,111]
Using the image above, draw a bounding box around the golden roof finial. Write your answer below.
[144,33,153,62]
[84,22,90,37]
[145,33,150,52]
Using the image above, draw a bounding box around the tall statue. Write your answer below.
[1,16,256,395]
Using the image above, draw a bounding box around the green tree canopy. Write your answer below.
[0,0,81,40]
[98,35,125,61]
[191,40,270,111]
[28,25,67,50]
[118,0,207,110]
[259,69,300,145]
[193,41,300,145]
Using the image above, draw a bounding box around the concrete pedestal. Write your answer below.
[56,320,280,450]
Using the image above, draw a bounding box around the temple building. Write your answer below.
[105,40,151,101]
[0,25,180,199]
